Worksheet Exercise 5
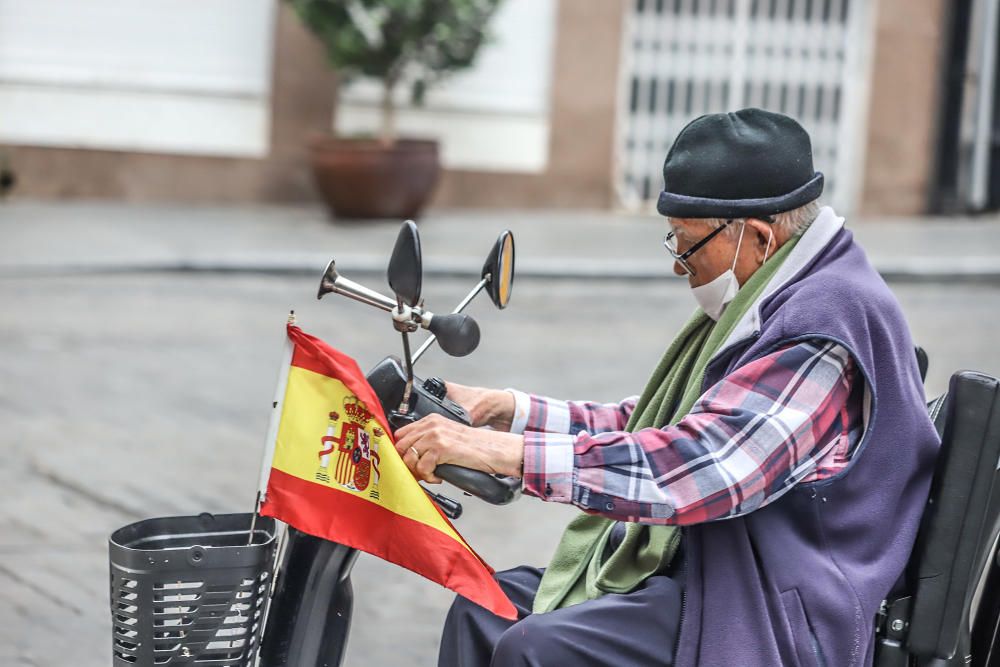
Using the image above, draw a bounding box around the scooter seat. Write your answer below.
[905,371,1000,661]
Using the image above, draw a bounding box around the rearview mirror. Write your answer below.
[387,220,422,307]
[482,230,515,309]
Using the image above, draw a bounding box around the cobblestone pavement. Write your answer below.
[3,208,1000,665]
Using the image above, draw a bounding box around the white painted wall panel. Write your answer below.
[0,85,269,157]
[337,106,550,172]
[0,0,275,157]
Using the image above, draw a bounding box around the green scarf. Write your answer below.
[532,231,802,614]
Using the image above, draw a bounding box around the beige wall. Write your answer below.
[859,0,949,215]
[7,3,335,203]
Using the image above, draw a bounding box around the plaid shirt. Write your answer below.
[510,339,863,525]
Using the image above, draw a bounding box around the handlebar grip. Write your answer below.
[434,464,521,505]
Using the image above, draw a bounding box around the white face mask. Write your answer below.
[690,224,774,321]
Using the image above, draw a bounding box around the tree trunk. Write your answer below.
[380,78,397,147]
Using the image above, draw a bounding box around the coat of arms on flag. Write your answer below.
[257,323,516,620]
[315,397,383,498]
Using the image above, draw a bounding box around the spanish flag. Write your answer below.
[258,324,516,619]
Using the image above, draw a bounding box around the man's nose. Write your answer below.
[673,261,687,277]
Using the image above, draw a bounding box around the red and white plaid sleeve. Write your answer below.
[507,389,638,436]
[515,339,862,525]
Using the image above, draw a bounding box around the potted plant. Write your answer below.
[290,0,504,220]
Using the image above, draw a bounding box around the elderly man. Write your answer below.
[395,108,940,667]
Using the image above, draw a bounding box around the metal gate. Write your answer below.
[616,0,875,214]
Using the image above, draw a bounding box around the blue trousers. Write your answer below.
[437,566,683,667]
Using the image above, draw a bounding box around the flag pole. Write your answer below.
[249,310,298,544]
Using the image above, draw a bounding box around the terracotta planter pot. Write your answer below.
[309,137,441,220]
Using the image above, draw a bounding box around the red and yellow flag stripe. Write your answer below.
[260,325,516,620]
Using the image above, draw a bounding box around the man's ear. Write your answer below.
[744,218,773,248]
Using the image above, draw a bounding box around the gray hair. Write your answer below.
[670,199,821,239]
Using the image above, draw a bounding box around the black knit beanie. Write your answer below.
[656,108,824,220]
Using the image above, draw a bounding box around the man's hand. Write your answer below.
[443,382,516,431]
[393,413,524,484]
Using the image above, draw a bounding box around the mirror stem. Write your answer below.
[412,278,489,364]
[397,298,416,415]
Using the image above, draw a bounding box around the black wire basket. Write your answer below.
[109,512,277,666]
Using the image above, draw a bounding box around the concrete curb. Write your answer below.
[3,254,1000,283]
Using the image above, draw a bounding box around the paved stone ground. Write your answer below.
[3,272,1000,666]
[3,202,1000,666]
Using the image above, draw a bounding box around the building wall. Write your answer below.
[5,3,334,203]
[859,0,949,215]
[4,0,949,215]
[431,0,628,209]
[5,0,626,209]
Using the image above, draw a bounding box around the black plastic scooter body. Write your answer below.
[367,355,472,426]
[258,528,356,667]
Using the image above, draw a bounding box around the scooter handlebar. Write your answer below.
[368,356,523,506]
[434,465,522,505]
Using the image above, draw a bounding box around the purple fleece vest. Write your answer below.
[674,224,940,667]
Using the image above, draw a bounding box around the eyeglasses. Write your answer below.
[662,219,735,277]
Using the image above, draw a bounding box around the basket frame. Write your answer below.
[109,512,278,666]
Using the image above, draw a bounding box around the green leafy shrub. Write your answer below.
[290,0,505,144]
